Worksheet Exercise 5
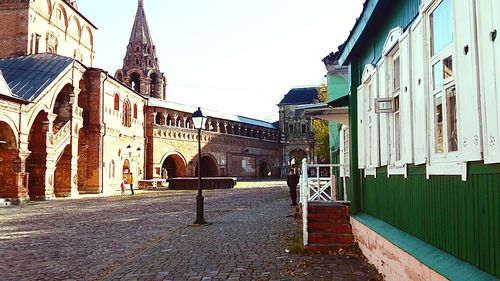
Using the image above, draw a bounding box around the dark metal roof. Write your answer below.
[0,53,74,102]
[278,87,318,105]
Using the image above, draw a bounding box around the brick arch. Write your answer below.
[54,144,72,197]
[160,152,187,178]
[195,153,219,177]
[258,160,269,178]
[52,3,68,28]
[26,110,50,199]
[0,115,19,146]
[67,15,82,40]
[0,121,21,200]
[81,25,93,48]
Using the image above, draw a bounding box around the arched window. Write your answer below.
[114,93,120,111]
[133,104,138,119]
[122,99,132,127]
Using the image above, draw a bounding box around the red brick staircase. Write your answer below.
[305,202,354,252]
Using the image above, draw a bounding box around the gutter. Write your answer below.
[100,71,109,193]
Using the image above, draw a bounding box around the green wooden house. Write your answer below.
[336,0,500,279]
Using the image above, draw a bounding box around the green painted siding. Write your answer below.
[356,0,420,72]
[362,163,500,278]
[327,74,348,103]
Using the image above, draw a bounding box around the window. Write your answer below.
[429,0,457,155]
[302,124,307,134]
[390,49,402,162]
[133,103,138,119]
[114,94,120,111]
[289,124,294,134]
[122,99,132,127]
[35,34,41,54]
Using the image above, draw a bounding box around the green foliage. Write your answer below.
[313,84,330,163]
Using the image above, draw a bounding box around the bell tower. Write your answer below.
[115,0,167,99]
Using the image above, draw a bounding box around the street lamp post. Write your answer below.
[192,107,207,225]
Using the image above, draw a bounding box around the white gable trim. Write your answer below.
[382,27,403,56]
[361,64,375,83]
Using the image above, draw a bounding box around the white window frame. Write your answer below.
[361,64,378,177]
[381,27,407,176]
[423,0,463,178]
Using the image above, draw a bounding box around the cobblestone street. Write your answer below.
[0,182,381,281]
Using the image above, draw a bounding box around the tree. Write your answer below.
[312,84,330,163]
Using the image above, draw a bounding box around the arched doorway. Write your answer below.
[54,145,72,197]
[195,155,218,177]
[161,153,186,178]
[26,111,49,199]
[52,84,73,132]
[259,161,269,178]
[288,148,307,170]
[123,159,131,184]
[0,121,19,199]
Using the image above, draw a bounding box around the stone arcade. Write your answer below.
[0,0,281,203]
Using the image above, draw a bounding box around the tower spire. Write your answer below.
[116,0,167,100]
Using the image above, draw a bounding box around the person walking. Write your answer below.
[287,169,300,206]
[129,174,134,195]
[120,181,125,195]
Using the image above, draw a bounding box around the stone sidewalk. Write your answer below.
[105,192,381,281]
[0,183,382,281]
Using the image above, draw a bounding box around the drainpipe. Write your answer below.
[100,71,109,193]
[143,99,148,180]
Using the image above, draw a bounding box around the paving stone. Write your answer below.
[0,182,383,281]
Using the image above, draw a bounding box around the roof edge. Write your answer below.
[338,0,380,65]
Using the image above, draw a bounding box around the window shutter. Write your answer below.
[476,0,500,163]
[411,19,427,165]
[357,84,365,169]
[371,70,380,167]
[340,125,345,177]
[453,0,482,161]
[399,33,413,164]
[378,60,389,166]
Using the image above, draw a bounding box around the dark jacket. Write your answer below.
[287,174,300,187]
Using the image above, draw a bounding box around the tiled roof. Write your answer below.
[0,53,74,102]
[278,87,318,105]
[148,98,278,130]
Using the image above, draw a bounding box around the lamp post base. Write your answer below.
[194,194,206,225]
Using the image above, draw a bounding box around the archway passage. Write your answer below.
[259,162,269,178]
[0,121,20,199]
[123,159,131,184]
[289,149,307,168]
[195,155,218,177]
[54,145,72,197]
[26,111,49,199]
[52,84,73,132]
[161,154,186,178]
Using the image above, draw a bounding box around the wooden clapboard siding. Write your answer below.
[362,163,500,278]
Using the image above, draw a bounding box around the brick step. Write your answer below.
[308,232,354,245]
[307,222,352,233]
[308,205,350,216]
[305,243,353,253]
[307,213,350,223]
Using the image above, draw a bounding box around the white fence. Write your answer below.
[299,159,349,246]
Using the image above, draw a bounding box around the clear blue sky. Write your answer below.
[78,0,363,122]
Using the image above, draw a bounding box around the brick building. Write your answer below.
[278,87,318,175]
[0,0,281,203]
